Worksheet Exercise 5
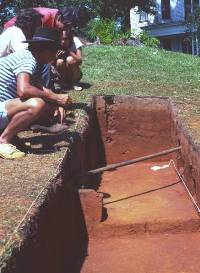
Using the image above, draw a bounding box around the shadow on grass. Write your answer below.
[15,102,91,155]
[80,82,92,89]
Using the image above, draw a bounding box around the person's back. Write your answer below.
[0,9,42,58]
[35,7,58,27]
[0,26,27,57]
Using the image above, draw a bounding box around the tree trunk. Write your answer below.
[195,32,199,55]
[123,7,132,31]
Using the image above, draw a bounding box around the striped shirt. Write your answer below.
[0,49,41,102]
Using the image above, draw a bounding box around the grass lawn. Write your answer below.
[70,45,200,141]
[72,45,200,102]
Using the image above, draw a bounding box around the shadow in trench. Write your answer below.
[65,189,89,273]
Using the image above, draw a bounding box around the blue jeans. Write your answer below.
[37,64,55,91]
[0,100,9,130]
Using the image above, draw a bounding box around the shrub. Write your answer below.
[139,31,160,48]
[86,17,159,47]
[86,17,125,45]
[114,29,132,44]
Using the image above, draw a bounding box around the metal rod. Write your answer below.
[80,146,181,177]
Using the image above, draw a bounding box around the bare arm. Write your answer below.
[69,49,82,65]
[16,73,72,106]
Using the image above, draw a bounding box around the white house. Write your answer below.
[130,0,200,54]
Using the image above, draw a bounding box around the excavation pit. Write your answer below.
[2,96,200,273]
[78,96,200,273]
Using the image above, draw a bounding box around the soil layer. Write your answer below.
[81,162,200,273]
[81,233,200,273]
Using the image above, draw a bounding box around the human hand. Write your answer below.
[54,106,66,124]
[56,93,72,107]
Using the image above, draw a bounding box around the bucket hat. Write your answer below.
[23,27,62,49]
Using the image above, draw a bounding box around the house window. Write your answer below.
[185,0,199,19]
[161,0,171,19]
[139,11,148,22]
[194,0,199,10]
[185,0,191,18]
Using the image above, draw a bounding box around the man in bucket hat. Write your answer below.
[0,27,72,159]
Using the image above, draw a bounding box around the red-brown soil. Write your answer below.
[81,162,200,272]
[2,96,200,272]
[81,233,200,273]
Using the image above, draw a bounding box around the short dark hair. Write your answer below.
[57,6,91,28]
[76,6,91,28]
[15,8,43,38]
[57,6,77,27]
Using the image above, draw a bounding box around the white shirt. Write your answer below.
[0,26,28,57]
[69,36,83,52]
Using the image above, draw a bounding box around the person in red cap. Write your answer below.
[4,6,77,31]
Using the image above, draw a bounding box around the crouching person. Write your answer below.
[0,27,72,159]
[55,29,83,91]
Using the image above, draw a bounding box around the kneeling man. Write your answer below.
[0,27,72,159]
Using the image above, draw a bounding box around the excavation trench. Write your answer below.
[77,96,200,273]
[2,96,200,273]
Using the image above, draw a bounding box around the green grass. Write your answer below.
[70,45,200,104]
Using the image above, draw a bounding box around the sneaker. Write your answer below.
[73,84,83,91]
[0,143,25,159]
[54,83,62,93]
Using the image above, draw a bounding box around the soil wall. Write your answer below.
[93,95,200,211]
[93,96,177,164]
[0,107,102,273]
[171,103,200,206]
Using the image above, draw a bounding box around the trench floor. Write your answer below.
[81,233,200,273]
[81,161,200,273]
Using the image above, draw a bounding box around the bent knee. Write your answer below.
[56,59,65,67]
[66,56,77,65]
[27,98,46,114]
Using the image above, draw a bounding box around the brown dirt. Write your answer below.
[77,96,200,273]
[94,96,176,164]
[80,162,200,273]
[97,162,200,234]
[0,107,88,255]
[0,130,67,253]
[2,95,200,272]
[81,233,200,273]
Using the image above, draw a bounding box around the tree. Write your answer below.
[0,0,15,27]
[0,0,155,29]
[0,0,94,26]
[186,7,200,55]
[93,0,155,30]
